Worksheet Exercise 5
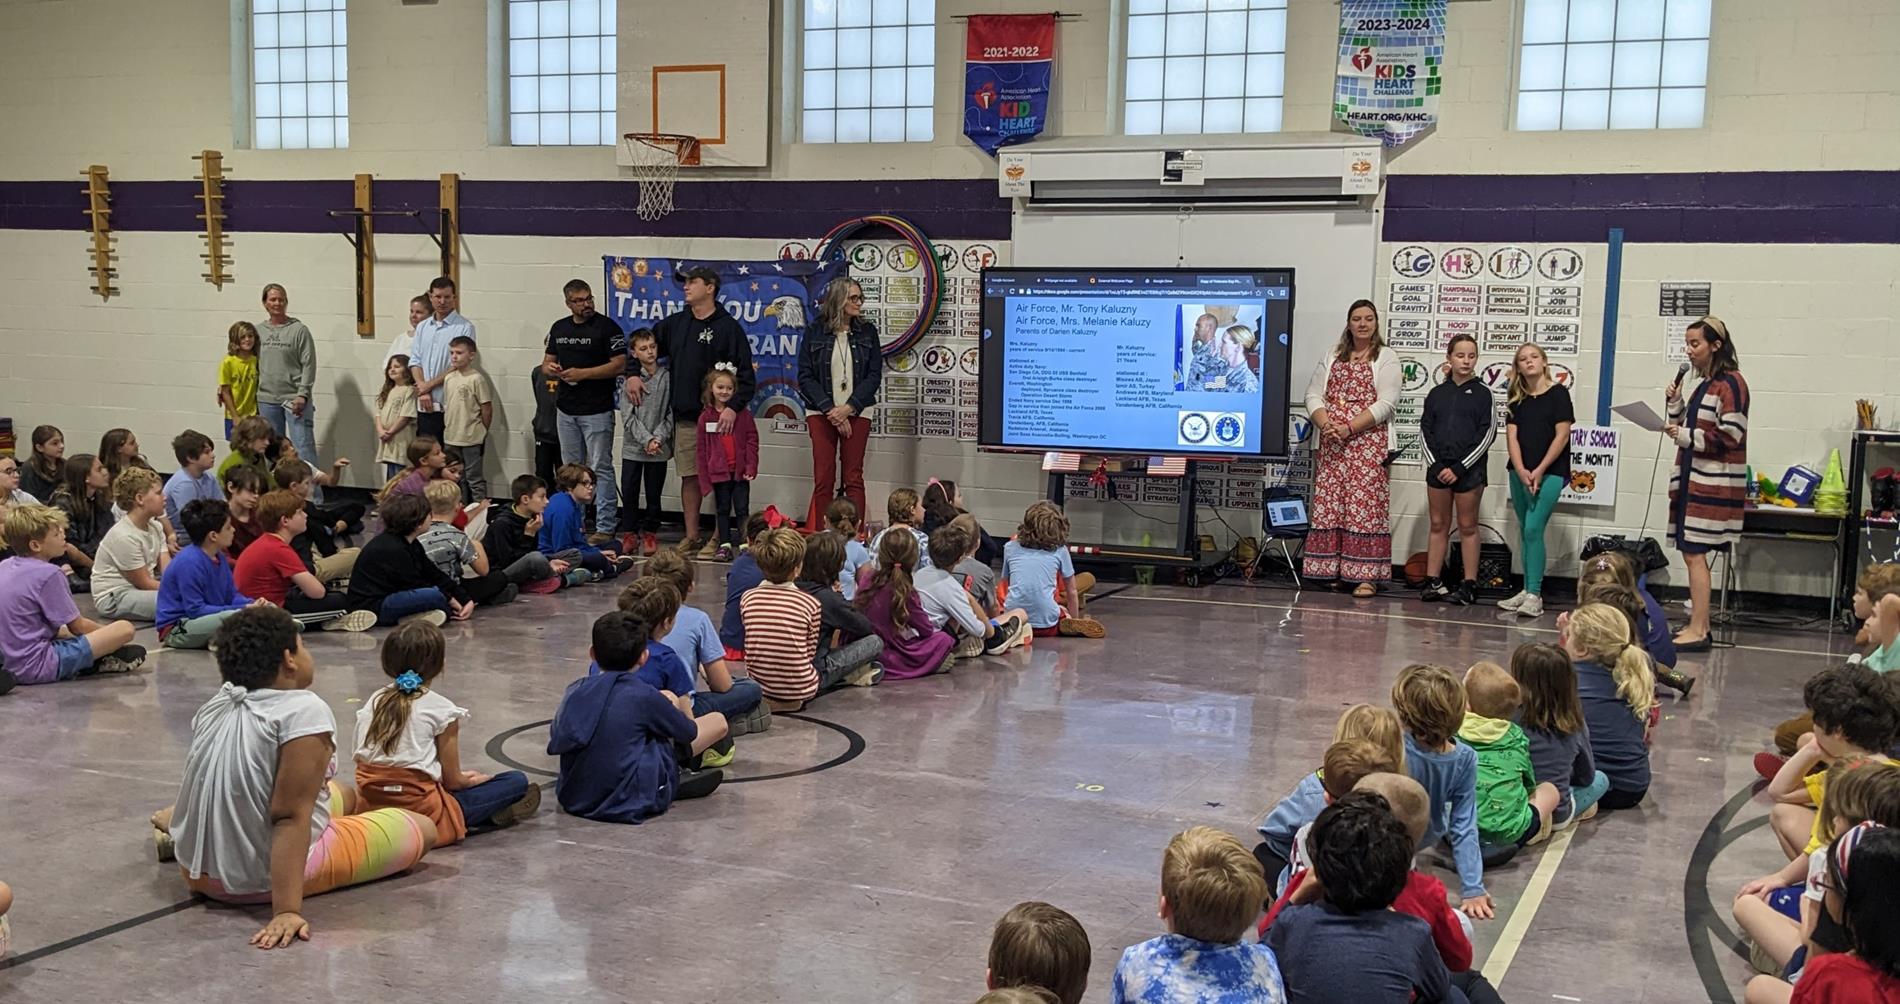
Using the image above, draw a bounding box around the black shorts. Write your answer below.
[1515,809,1544,847]
[1428,464,1487,494]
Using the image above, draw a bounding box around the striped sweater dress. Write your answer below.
[1667,370,1750,549]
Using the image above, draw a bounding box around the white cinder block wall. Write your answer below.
[2,0,1897,598]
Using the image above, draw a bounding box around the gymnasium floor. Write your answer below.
[0,572,1854,1003]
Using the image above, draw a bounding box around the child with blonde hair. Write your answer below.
[1559,603,1655,811]
[1510,642,1610,826]
[90,467,171,621]
[354,621,538,844]
[1392,663,1491,918]
[0,503,145,687]
[1457,661,1561,866]
[1257,704,1404,881]
[418,480,515,607]
[1002,501,1103,638]
[1111,826,1284,1003]
[219,320,260,441]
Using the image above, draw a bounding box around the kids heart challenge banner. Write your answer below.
[962,13,1056,156]
[1334,0,1447,147]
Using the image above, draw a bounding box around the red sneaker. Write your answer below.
[522,577,562,595]
[642,532,659,556]
[619,533,640,556]
[1754,751,1787,781]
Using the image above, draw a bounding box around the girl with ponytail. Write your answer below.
[1560,603,1655,811]
[353,620,539,844]
[855,529,955,679]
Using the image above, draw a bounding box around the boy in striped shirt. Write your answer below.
[739,527,824,711]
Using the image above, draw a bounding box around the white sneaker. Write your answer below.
[398,610,448,628]
[1497,590,1529,612]
[322,609,379,633]
[1517,593,1545,618]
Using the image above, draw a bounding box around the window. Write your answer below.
[508,0,617,145]
[251,0,348,150]
[1516,0,1711,131]
[801,0,935,144]
[1124,0,1287,135]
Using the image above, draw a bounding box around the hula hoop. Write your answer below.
[813,214,943,358]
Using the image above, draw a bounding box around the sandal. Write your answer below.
[1352,582,1378,599]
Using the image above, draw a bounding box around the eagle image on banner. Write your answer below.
[601,255,847,424]
[962,13,1056,156]
[1334,0,1447,147]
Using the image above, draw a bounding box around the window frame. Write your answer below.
[241,0,351,151]
[1512,0,1712,132]
[502,0,619,147]
[1118,0,1290,137]
[796,0,938,145]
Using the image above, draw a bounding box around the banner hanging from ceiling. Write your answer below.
[1334,0,1447,147]
[962,13,1056,156]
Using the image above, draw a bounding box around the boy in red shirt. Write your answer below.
[234,490,375,632]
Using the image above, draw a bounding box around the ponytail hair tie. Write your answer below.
[394,670,425,695]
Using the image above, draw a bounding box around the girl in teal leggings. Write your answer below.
[1499,344,1575,618]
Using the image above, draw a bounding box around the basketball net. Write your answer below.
[623,133,700,221]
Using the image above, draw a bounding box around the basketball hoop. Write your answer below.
[622,132,701,221]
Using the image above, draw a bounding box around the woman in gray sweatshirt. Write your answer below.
[256,283,320,493]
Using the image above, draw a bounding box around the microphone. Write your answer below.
[1671,362,1690,390]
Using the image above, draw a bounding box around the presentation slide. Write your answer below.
[977,268,1295,456]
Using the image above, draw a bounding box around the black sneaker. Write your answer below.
[1420,577,1449,602]
[1450,581,1477,606]
[0,666,16,696]
[982,615,1028,654]
[494,583,520,606]
[90,643,148,675]
[676,766,724,800]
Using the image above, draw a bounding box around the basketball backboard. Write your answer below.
[618,2,770,168]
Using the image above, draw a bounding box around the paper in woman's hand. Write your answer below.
[1612,401,1667,432]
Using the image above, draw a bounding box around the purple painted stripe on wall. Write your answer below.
[0,178,1012,240]
[1383,171,1900,244]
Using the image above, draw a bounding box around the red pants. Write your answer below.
[806,414,870,530]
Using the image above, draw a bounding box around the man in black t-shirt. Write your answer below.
[542,278,627,539]
[643,265,755,554]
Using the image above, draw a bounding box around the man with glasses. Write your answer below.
[543,278,628,542]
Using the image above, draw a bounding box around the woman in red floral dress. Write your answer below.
[1301,300,1402,596]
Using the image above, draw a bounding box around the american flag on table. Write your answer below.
[1146,456,1188,477]
[1041,452,1085,472]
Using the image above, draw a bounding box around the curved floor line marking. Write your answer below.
[482,712,865,785]
[1685,783,1772,1004]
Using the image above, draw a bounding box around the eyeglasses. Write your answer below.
[846,294,865,303]
[567,295,594,305]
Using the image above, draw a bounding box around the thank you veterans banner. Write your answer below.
[1335,0,1446,147]
[963,13,1056,155]
[602,255,847,423]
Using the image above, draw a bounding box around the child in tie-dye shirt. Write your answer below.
[1111,826,1286,1004]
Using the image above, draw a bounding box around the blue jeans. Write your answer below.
[1561,769,1612,823]
[556,410,618,534]
[692,677,763,719]
[260,399,323,502]
[450,770,531,828]
[374,587,450,626]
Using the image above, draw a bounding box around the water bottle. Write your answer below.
[1745,464,1760,506]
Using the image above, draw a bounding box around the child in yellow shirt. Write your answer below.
[218,321,260,441]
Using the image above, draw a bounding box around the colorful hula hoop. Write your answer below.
[813,214,942,358]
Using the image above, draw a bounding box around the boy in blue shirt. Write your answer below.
[618,577,759,763]
[162,430,223,536]
[550,611,729,823]
[537,464,628,580]
[1111,825,1285,1003]
[640,549,770,737]
[1392,663,1491,918]
[718,512,773,654]
[156,499,270,650]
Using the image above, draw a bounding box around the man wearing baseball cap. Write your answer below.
[640,265,755,557]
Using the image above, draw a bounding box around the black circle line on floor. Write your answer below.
[0,897,204,972]
[482,710,866,785]
[1682,781,1773,1004]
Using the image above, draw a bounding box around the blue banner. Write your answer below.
[601,255,847,424]
[962,13,1056,156]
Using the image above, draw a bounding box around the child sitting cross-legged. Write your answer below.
[985,901,1091,1004]
[222,465,268,557]
[271,458,358,587]
[719,512,773,658]
[418,480,517,607]
[867,488,932,571]
[537,463,629,580]
[642,548,772,735]
[826,498,871,601]
[0,503,145,689]
[152,606,436,948]
[483,474,587,594]
[918,525,1029,659]
[1764,662,1900,863]
[613,577,745,769]
[1002,501,1104,639]
[792,530,886,693]
[1110,825,1285,1003]
[1392,663,1492,918]
[353,620,539,845]
[346,493,474,628]
[1265,791,1464,1004]
[1511,642,1611,828]
[549,610,729,822]
[1560,603,1657,812]
[89,467,171,622]
[157,499,270,650]
[1458,660,1562,867]
[1758,563,1900,780]
[856,529,955,681]
[233,490,376,632]
[738,527,833,711]
[1256,704,1406,888]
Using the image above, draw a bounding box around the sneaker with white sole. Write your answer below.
[983,615,1030,654]
[91,644,148,675]
[1516,593,1544,617]
[953,631,986,659]
[321,609,379,633]
[844,662,884,687]
[398,610,448,628]
[1497,590,1529,612]
[729,701,772,736]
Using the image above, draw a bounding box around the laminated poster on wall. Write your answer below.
[1561,424,1620,507]
[1334,0,1448,148]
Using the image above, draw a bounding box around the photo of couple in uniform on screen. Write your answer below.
[1174,304,1263,394]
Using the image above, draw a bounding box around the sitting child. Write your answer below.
[217,415,274,483]
[1764,663,1900,862]
[738,528,830,711]
[0,503,145,687]
[1561,603,1657,812]
[986,901,1091,1004]
[156,499,264,650]
[233,490,375,632]
[1760,563,1900,780]
[270,436,360,530]
[346,493,474,627]
[1258,704,1405,883]
[1458,661,1562,866]
[153,606,436,948]
[918,525,1028,658]
[1744,823,1900,1004]
[1110,826,1284,1003]
[537,463,626,579]
[826,498,872,601]
[642,549,771,735]
[271,457,358,586]
[793,530,887,692]
[1002,501,1104,638]
[222,465,268,557]
[90,467,171,622]
[482,474,582,594]
[867,488,932,572]
[418,481,516,607]
[923,478,1001,565]
[163,430,224,534]
[1275,738,1401,889]
[49,453,113,587]
[614,577,746,768]
[1392,663,1491,918]
[381,436,447,500]
[548,611,729,823]
[1265,792,1459,1004]
[719,512,772,656]
[1510,642,1611,827]
[856,530,955,680]
[950,513,1002,617]
[353,620,539,844]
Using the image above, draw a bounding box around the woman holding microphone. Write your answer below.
[1302,300,1401,596]
[1663,316,1748,652]
[797,278,882,531]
